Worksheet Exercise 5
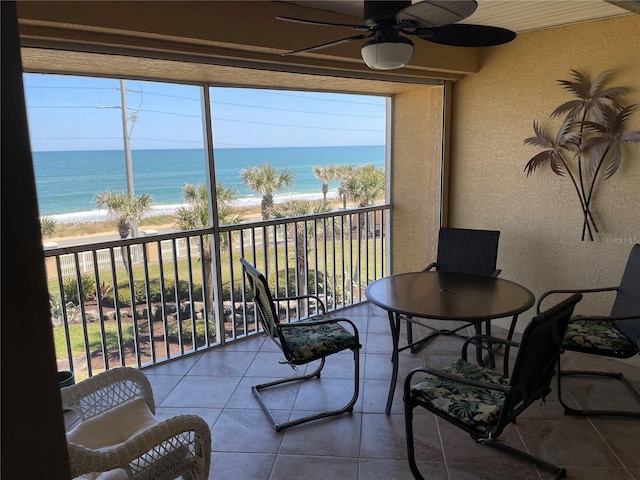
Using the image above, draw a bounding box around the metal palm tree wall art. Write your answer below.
[524,70,640,241]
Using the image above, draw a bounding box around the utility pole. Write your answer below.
[119,80,138,237]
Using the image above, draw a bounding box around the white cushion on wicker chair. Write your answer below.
[67,399,158,450]
[74,468,128,480]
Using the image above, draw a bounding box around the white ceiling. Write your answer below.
[285,1,634,33]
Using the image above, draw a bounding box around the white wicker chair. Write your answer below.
[61,367,211,480]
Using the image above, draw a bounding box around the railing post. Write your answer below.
[43,205,390,379]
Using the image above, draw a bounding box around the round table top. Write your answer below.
[365,271,535,321]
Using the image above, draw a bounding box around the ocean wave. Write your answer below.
[47,190,341,224]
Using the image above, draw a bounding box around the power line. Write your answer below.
[135,90,200,101]
[211,100,382,118]
[210,116,383,131]
[26,106,383,130]
[28,103,382,120]
[141,109,200,118]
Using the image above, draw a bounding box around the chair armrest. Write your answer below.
[404,367,511,394]
[273,294,326,315]
[461,334,519,376]
[537,286,619,313]
[461,334,519,361]
[68,414,211,478]
[422,262,437,272]
[61,367,154,420]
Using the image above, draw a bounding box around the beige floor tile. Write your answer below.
[270,455,359,480]
[517,418,623,468]
[210,452,275,480]
[359,458,448,480]
[135,302,640,479]
[279,412,362,457]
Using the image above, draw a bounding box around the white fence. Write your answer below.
[55,239,191,277]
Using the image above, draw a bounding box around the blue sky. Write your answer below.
[23,74,387,151]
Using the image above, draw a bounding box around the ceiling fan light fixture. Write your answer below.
[361,38,414,70]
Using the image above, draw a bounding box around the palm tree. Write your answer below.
[312,165,333,201]
[525,70,640,240]
[40,215,58,238]
[176,183,242,229]
[240,163,294,220]
[174,183,242,312]
[344,164,385,207]
[342,164,385,292]
[269,199,332,314]
[330,165,356,209]
[95,190,152,239]
[95,190,152,279]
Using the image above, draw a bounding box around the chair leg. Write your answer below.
[253,349,360,432]
[480,437,567,479]
[557,365,640,418]
[404,397,427,480]
[404,398,566,479]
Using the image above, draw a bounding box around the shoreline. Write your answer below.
[43,191,346,244]
[45,190,341,224]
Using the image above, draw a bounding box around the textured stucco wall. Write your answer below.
[391,87,444,274]
[449,14,640,321]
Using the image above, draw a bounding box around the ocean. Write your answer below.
[32,145,385,222]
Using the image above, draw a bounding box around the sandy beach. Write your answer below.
[44,191,343,246]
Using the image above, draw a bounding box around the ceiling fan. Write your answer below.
[277,0,516,70]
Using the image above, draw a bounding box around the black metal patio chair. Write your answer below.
[407,227,502,354]
[404,293,582,480]
[537,243,640,417]
[424,227,501,277]
[240,258,361,431]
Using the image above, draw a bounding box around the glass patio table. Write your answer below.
[365,271,535,414]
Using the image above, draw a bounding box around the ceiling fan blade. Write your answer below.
[276,16,370,31]
[281,34,371,56]
[396,0,477,29]
[416,24,516,47]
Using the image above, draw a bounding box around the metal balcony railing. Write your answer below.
[45,205,390,381]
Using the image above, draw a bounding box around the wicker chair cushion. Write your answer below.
[75,468,129,480]
[564,317,637,357]
[67,399,158,450]
[280,316,357,363]
[409,359,509,432]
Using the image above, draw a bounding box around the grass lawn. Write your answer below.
[53,321,134,359]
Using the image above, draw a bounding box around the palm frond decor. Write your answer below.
[524,70,640,241]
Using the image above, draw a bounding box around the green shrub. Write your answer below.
[103,279,203,308]
[166,316,215,344]
[40,215,58,238]
[271,269,328,297]
[220,280,244,302]
[62,275,96,304]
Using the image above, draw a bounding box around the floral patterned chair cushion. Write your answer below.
[564,317,636,357]
[280,315,358,364]
[409,359,509,432]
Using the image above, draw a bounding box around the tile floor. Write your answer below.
[69,303,640,479]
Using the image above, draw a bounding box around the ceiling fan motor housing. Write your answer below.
[278,0,516,70]
[364,0,412,26]
[361,34,414,70]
